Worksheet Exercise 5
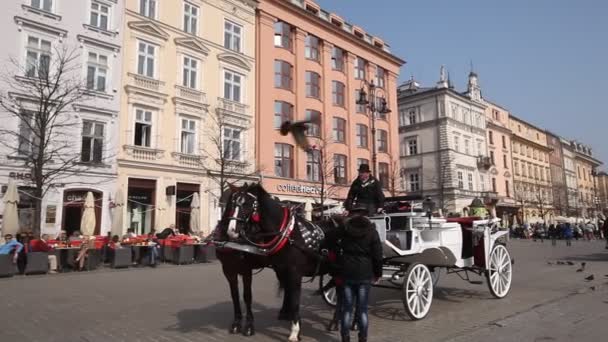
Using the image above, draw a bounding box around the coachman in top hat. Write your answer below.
[344,164,385,217]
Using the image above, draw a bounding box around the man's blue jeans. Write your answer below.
[340,280,371,338]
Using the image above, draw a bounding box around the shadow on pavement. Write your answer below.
[562,252,608,263]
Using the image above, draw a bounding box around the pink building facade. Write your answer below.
[255,0,404,207]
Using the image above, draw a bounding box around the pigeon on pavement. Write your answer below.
[566,261,575,265]
[556,261,565,265]
[585,274,595,281]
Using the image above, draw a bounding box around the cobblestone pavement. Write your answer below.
[1,239,607,342]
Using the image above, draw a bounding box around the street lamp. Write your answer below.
[356,80,391,176]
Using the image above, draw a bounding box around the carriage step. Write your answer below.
[469,280,483,285]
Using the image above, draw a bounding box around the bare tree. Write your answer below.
[308,128,341,218]
[200,108,260,209]
[0,47,94,235]
[513,183,527,223]
[531,178,551,224]
[426,154,457,214]
[387,158,404,197]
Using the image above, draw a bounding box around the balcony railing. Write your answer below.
[477,156,494,170]
[123,145,164,160]
[171,152,202,168]
[217,97,249,116]
[128,73,165,93]
[175,85,207,103]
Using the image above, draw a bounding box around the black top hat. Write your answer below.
[358,164,371,173]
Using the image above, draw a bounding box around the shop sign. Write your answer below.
[276,183,321,195]
[9,172,32,180]
[66,194,86,202]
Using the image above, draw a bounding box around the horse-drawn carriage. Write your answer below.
[320,197,513,320]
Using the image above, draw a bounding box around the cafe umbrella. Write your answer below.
[190,192,201,233]
[2,179,20,235]
[111,189,125,238]
[80,192,96,236]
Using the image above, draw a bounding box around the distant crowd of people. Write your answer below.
[510,220,608,248]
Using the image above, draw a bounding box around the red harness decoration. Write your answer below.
[256,207,295,256]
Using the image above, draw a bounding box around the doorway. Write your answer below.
[63,206,82,236]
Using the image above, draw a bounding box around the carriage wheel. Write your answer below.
[486,244,512,299]
[319,275,337,307]
[402,263,433,320]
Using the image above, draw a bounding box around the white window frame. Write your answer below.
[457,171,464,189]
[85,50,109,93]
[464,138,470,155]
[31,0,54,12]
[179,117,197,155]
[467,173,474,191]
[137,40,156,78]
[133,107,153,147]
[183,1,199,35]
[408,109,417,125]
[224,20,243,53]
[453,136,460,152]
[182,55,198,89]
[407,138,418,156]
[25,34,52,78]
[375,66,386,88]
[90,0,111,31]
[408,173,420,192]
[354,57,366,80]
[139,0,157,19]
[223,126,242,162]
[223,69,244,103]
[81,120,105,163]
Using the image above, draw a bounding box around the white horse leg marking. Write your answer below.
[288,320,300,342]
[227,206,240,239]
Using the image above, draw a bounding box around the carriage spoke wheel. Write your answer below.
[487,244,512,299]
[320,275,337,307]
[402,263,433,320]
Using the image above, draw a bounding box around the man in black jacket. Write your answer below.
[344,164,385,217]
[336,215,383,342]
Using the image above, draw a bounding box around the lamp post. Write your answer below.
[356,80,391,176]
[592,169,600,219]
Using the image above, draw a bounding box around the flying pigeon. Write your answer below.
[279,116,322,151]
[585,274,595,281]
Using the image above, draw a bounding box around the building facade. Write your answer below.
[546,132,568,215]
[255,0,404,208]
[570,141,602,219]
[398,69,489,215]
[0,0,124,236]
[560,138,579,216]
[117,0,257,235]
[596,171,608,216]
[509,116,553,223]
[484,101,517,221]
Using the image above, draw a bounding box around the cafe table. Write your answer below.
[53,246,80,271]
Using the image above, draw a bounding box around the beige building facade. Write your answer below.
[509,116,553,223]
[571,142,602,218]
[117,0,257,235]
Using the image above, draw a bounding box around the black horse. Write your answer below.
[220,182,340,341]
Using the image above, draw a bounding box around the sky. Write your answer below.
[316,0,608,167]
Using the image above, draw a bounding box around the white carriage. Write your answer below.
[321,199,513,320]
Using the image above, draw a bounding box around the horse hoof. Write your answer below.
[230,323,242,334]
[243,324,255,337]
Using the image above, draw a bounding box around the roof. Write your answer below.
[397,85,486,108]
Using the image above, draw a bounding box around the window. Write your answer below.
[137,41,156,78]
[377,129,388,153]
[333,117,346,143]
[464,139,470,155]
[506,180,510,197]
[492,178,497,192]
[18,111,34,155]
[503,155,508,168]
[25,36,51,78]
[528,165,533,178]
[331,46,344,71]
[90,1,110,31]
[86,52,108,92]
[180,118,196,154]
[223,127,241,161]
[514,161,520,175]
[334,154,347,184]
[354,57,366,80]
[454,136,460,152]
[357,158,369,170]
[182,56,198,89]
[134,108,152,147]
[223,70,242,102]
[305,110,321,137]
[306,150,321,181]
[139,0,156,18]
[375,66,385,88]
[535,166,539,180]
[407,138,418,155]
[490,151,495,165]
[183,2,199,34]
[305,71,320,98]
[305,35,320,61]
[513,142,518,153]
[488,131,494,145]
[355,89,366,113]
[356,124,368,148]
[457,171,464,189]
[480,175,485,191]
[274,101,293,129]
[274,60,292,90]
[468,173,474,191]
[274,21,292,50]
[502,135,507,149]
[408,173,420,192]
[81,120,104,163]
[533,149,538,160]
[522,163,527,177]
[224,21,242,52]
[332,81,345,106]
[31,0,53,12]
[408,109,417,125]
[477,141,483,156]
[275,144,293,177]
[379,162,389,189]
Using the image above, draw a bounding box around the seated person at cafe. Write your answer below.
[105,235,122,263]
[75,236,95,271]
[56,230,68,243]
[156,224,179,239]
[69,231,82,242]
[123,228,137,240]
[30,234,58,274]
[0,234,23,263]
[146,229,159,267]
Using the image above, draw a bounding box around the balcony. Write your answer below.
[481,191,500,204]
[477,156,494,170]
[217,97,249,116]
[128,73,165,93]
[171,152,202,168]
[174,85,207,103]
[123,145,164,161]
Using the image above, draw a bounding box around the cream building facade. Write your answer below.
[571,142,602,218]
[117,0,257,235]
[509,116,553,223]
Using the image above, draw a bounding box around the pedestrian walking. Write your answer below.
[564,223,573,246]
[549,224,557,246]
[603,219,608,250]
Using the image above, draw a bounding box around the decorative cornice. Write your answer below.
[128,21,169,41]
[14,16,67,40]
[217,52,251,71]
[77,34,121,54]
[174,37,210,55]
